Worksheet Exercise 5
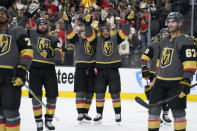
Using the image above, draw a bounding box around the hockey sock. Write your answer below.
[96,93,105,114]
[0,113,5,131]
[111,93,121,114]
[4,110,20,131]
[148,119,160,131]
[174,120,186,131]
[84,93,93,113]
[45,97,57,121]
[148,114,160,131]
[32,96,42,122]
[76,92,86,114]
[172,109,186,131]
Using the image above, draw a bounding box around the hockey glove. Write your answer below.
[141,65,149,80]
[83,14,92,26]
[125,10,134,23]
[13,65,27,87]
[24,5,38,18]
[40,47,54,59]
[63,7,72,24]
[178,78,191,98]
[144,85,151,100]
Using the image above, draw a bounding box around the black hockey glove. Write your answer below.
[24,5,38,18]
[63,7,72,24]
[141,65,149,80]
[178,78,191,98]
[125,10,134,23]
[144,85,151,100]
[83,14,92,26]
[13,65,27,88]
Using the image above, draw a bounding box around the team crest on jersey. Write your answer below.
[0,34,12,56]
[84,41,94,55]
[37,38,50,52]
[161,48,174,68]
[102,41,113,56]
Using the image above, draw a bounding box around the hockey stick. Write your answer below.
[24,84,60,121]
[135,83,197,109]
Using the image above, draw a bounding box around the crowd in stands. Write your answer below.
[4,0,197,68]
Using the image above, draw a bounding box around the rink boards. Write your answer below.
[22,66,197,101]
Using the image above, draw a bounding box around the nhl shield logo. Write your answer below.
[103,41,113,56]
[161,48,174,68]
[84,41,94,55]
[37,38,50,52]
[0,34,12,56]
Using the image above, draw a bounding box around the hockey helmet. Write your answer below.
[160,28,169,35]
[100,26,109,32]
[0,6,8,16]
[36,18,47,26]
[166,12,183,24]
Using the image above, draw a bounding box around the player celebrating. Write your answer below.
[84,11,133,124]
[18,11,63,131]
[64,11,95,124]
[141,28,172,125]
[147,12,196,131]
[0,6,33,131]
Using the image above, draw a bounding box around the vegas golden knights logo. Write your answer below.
[103,41,113,56]
[84,41,94,55]
[37,38,50,52]
[121,44,126,50]
[161,48,174,68]
[0,34,12,56]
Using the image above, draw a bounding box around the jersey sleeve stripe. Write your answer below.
[20,49,33,59]
[67,29,75,40]
[183,61,197,71]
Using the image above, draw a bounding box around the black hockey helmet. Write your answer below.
[0,6,8,16]
[36,18,47,26]
[100,26,109,32]
[166,12,184,24]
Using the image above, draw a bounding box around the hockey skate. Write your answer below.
[36,120,43,131]
[77,113,84,124]
[93,113,102,124]
[162,113,172,126]
[115,114,121,125]
[83,113,92,124]
[45,120,55,130]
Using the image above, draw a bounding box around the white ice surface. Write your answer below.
[20,97,197,131]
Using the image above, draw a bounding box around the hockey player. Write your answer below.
[63,12,95,124]
[84,11,133,124]
[18,11,63,131]
[141,28,172,125]
[0,6,33,131]
[147,12,197,131]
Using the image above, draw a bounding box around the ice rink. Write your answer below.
[20,97,197,131]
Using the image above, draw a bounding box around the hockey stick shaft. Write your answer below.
[24,84,60,121]
[151,83,197,107]
[135,83,197,109]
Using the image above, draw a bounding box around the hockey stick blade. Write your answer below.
[135,97,149,109]
[135,83,197,109]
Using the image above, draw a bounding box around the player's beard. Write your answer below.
[38,27,48,34]
[0,17,7,25]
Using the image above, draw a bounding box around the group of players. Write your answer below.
[0,5,62,131]
[141,12,197,131]
[0,4,134,131]
[0,3,197,131]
